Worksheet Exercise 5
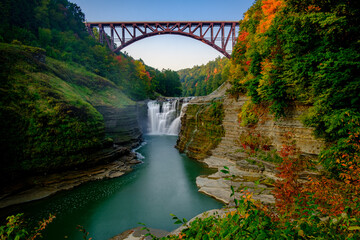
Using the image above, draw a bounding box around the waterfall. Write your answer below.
[167,117,181,135]
[147,99,183,135]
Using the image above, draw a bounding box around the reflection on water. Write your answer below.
[1,135,222,240]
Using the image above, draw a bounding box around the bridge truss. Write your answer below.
[86,21,239,58]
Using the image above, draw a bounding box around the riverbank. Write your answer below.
[177,83,323,206]
[110,208,237,240]
[111,82,325,239]
[0,146,141,209]
[1,135,222,240]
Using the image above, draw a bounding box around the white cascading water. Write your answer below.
[148,99,183,135]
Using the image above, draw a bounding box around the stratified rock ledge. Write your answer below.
[0,148,141,209]
[178,83,323,206]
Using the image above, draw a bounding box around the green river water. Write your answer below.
[2,135,222,239]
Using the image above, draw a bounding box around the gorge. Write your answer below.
[0,98,222,240]
[1,0,359,239]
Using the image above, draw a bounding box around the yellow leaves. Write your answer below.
[134,60,147,79]
[240,190,254,203]
[227,210,237,217]
[244,12,250,22]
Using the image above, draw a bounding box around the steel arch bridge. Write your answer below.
[86,21,239,58]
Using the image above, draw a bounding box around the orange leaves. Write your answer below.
[28,214,56,240]
[262,0,284,16]
[303,177,346,216]
[178,232,186,239]
[238,31,249,42]
[274,130,360,221]
[241,190,253,202]
[258,0,285,33]
[134,60,152,86]
[307,5,321,12]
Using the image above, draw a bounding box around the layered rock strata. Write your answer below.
[96,104,143,147]
[177,83,324,205]
[0,147,141,209]
[0,103,146,208]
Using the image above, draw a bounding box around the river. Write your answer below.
[1,100,222,239]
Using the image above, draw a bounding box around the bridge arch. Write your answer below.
[86,21,239,59]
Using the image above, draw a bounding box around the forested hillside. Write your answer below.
[164,0,360,239]
[178,57,229,96]
[0,0,181,100]
[229,0,360,176]
[1,0,360,238]
[0,0,182,185]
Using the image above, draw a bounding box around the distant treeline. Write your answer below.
[0,0,183,183]
[178,57,229,96]
[0,0,182,100]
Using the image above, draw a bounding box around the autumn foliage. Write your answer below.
[273,131,360,236]
[228,0,360,236]
[258,0,285,33]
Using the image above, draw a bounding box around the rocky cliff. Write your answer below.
[177,83,324,205]
[176,99,225,160]
[96,104,144,148]
[0,43,147,207]
[0,103,145,209]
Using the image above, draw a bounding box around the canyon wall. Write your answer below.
[177,83,324,205]
[96,103,145,148]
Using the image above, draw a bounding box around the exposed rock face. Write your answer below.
[110,227,169,240]
[177,83,324,205]
[0,147,141,209]
[96,104,143,147]
[176,99,225,160]
[0,103,147,208]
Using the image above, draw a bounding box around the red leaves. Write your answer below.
[238,31,249,42]
[115,55,122,63]
[307,5,321,12]
[274,131,360,220]
[274,143,305,216]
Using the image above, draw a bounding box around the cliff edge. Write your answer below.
[177,82,324,205]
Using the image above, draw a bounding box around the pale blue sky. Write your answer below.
[71,0,255,70]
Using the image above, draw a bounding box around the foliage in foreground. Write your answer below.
[159,141,360,239]
[0,213,55,240]
[2,138,359,239]
[141,127,360,239]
